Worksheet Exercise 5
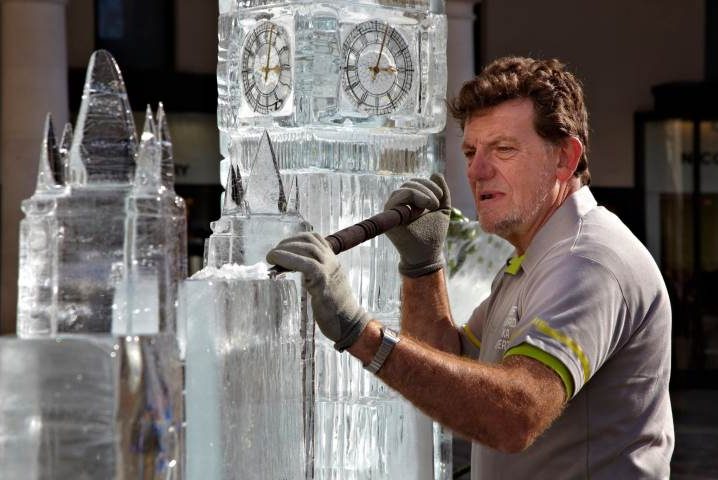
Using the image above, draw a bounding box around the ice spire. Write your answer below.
[133,105,161,191]
[286,176,300,214]
[59,122,73,183]
[156,102,175,188]
[222,159,246,214]
[35,114,63,192]
[242,130,287,214]
[69,49,137,185]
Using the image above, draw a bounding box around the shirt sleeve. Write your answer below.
[459,263,507,358]
[460,298,488,357]
[506,253,630,398]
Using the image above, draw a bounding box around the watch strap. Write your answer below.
[366,327,400,374]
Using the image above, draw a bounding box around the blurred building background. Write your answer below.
[0,0,716,477]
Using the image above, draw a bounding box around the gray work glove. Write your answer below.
[266,232,371,351]
[384,173,451,277]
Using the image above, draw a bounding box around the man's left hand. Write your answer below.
[266,232,371,351]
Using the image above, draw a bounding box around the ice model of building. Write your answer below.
[217,0,447,177]
[216,0,451,478]
[113,105,188,335]
[204,130,311,267]
[16,50,187,336]
[182,130,314,479]
[9,49,186,479]
[0,334,183,479]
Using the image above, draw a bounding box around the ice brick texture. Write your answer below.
[0,334,183,480]
[287,171,406,315]
[220,128,443,176]
[181,274,311,480]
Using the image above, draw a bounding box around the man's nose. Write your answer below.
[467,152,494,181]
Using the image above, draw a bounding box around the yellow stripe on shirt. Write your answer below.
[504,343,575,399]
[462,324,482,350]
[531,317,591,384]
[504,254,525,275]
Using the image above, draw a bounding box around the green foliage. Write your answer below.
[446,207,479,277]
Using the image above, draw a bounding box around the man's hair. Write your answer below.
[449,56,591,186]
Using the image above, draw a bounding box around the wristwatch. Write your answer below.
[366,326,400,374]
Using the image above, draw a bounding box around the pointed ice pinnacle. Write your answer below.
[156,102,175,188]
[242,130,287,215]
[35,114,63,192]
[134,105,161,189]
[59,122,73,183]
[286,176,300,214]
[69,49,138,184]
[223,159,246,214]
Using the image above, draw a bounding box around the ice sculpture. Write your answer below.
[205,130,311,267]
[183,132,313,479]
[215,0,451,478]
[0,334,183,479]
[181,267,310,480]
[17,50,186,336]
[113,105,188,335]
[216,0,447,180]
[217,0,447,132]
[9,50,186,479]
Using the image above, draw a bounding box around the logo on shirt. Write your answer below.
[494,305,518,352]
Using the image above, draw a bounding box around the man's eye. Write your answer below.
[463,151,474,161]
[496,145,516,156]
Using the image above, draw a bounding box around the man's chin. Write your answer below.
[477,217,499,235]
[478,216,520,239]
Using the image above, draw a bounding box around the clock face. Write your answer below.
[241,21,292,114]
[341,20,414,116]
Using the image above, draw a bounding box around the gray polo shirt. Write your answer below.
[461,187,674,479]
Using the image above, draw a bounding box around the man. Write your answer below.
[267,56,674,478]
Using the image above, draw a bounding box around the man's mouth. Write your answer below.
[478,191,502,202]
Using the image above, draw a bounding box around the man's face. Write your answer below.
[461,98,560,245]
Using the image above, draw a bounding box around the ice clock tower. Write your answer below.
[215,0,449,478]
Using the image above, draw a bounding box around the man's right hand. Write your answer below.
[384,173,451,278]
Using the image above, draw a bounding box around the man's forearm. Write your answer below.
[400,268,461,354]
[348,321,565,453]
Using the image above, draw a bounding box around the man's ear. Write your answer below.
[556,136,583,182]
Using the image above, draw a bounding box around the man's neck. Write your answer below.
[511,178,582,255]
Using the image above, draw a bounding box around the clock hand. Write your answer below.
[378,65,398,74]
[264,24,274,82]
[372,22,390,80]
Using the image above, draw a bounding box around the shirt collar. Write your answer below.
[504,254,525,275]
[517,186,597,275]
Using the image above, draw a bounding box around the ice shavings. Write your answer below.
[190,262,271,280]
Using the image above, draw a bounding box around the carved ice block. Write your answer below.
[180,269,311,480]
[0,334,183,479]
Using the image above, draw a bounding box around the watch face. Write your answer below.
[341,20,414,116]
[241,21,292,114]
